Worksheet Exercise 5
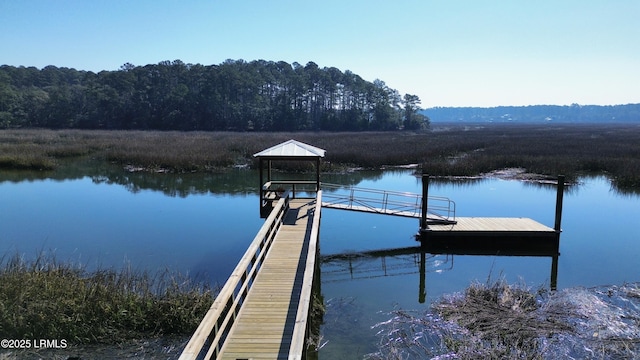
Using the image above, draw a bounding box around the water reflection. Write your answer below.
[424,174,583,195]
[321,247,453,284]
[3,159,635,199]
[321,243,560,306]
[0,160,399,198]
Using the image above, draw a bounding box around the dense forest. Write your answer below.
[0,60,428,131]
[423,104,640,123]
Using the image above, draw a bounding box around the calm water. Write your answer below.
[1,165,639,358]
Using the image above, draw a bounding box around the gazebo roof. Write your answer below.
[253,139,325,158]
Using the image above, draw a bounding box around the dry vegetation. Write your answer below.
[368,279,640,360]
[0,253,214,345]
[1,123,639,189]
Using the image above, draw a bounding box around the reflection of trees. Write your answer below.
[421,176,487,189]
[92,169,260,197]
[0,159,258,197]
[520,178,580,195]
[521,174,639,196]
[2,161,637,198]
[0,161,397,198]
[320,170,385,187]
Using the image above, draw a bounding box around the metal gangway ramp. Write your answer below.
[321,182,456,224]
[180,191,322,360]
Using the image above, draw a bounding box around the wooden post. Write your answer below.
[316,157,321,193]
[554,175,565,233]
[259,158,264,209]
[420,173,429,231]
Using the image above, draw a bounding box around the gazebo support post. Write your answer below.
[316,158,321,192]
[259,157,264,207]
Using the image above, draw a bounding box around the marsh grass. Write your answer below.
[1,124,639,189]
[0,253,215,345]
[432,280,569,354]
[0,129,108,170]
[368,279,640,359]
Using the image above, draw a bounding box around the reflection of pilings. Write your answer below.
[321,246,424,262]
[321,247,454,287]
[551,254,559,291]
[425,244,560,291]
[321,247,454,303]
[419,251,426,303]
[423,245,560,257]
[323,242,560,299]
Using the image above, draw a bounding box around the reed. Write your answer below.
[368,279,640,359]
[0,253,215,345]
[1,124,639,189]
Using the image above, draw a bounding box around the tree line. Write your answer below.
[0,60,429,131]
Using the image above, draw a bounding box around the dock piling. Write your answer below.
[554,175,565,234]
[420,173,429,231]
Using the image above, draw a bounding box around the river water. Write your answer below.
[1,164,638,358]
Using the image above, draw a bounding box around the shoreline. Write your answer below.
[1,126,638,191]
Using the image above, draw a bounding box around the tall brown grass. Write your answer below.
[0,253,214,344]
[1,124,639,189]
[368,279,640,359]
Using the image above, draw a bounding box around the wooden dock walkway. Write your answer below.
[219,197,318,359]
[180,193,322,360]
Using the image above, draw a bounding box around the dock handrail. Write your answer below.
[179,191,291,360]
[262,180,319,199]
[288,190,322,360]
[321,182,456,222]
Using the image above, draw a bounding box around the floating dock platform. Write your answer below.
[420,216,560,254]
[417,174,565,254]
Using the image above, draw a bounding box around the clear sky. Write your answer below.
[1,0,638,107]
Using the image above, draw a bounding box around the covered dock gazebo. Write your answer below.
[253,139,325,216]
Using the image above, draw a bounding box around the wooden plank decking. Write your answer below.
[427,217,555,234]
[218,198,319,360]
[421,217,560,254]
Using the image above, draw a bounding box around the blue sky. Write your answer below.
[1,0,638,107]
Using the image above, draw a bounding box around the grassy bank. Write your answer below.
[1,124,639,189]
[0,253,214,345]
